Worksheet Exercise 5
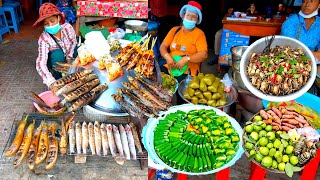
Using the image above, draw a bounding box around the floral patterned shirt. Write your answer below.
[36,23,77,87]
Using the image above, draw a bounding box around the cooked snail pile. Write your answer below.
[247,46,312,96]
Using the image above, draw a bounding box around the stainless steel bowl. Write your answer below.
[229,66,248,91]
[231,46,248,63]
[316,65,320,88]
[177,79,238,108]
[124,20,148,32]
[237,88,263,114]
[240,35,317,102]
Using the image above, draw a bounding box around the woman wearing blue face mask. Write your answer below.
[160,1,208,82]
[33,3,78,89]
[281,0,320,61]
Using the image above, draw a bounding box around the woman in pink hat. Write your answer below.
[33,3,77,88]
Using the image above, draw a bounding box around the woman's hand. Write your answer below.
[175,56,188,70]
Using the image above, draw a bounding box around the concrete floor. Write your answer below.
[0,17,319,180]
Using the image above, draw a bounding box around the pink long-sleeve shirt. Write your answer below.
[36,23,77,87]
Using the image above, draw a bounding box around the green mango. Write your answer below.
[203,91,212,100]
[191,96,199,104]
[199,79,207,92]
[199,98,208,104]
[188,87,195,96]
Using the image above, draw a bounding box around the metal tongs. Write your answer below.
[262,35,275,54]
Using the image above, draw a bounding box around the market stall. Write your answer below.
[75,0,148,36]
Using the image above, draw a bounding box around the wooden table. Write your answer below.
[222,15,287,37]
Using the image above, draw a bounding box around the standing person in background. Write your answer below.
[160,1,208,82]
[281,0,320,62]
[33,3,78,89]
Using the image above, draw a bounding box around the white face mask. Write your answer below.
[299,9,318,18]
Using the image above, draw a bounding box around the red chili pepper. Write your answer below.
[307,60,311,65]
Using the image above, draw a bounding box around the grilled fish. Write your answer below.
[117,88,155,118]
[137,77,173,102]
[68,121,76,154]
[122,82,163,111]
[82,122,89,154]
[88,122,96,155]
[128,76,170,109]
[68,83,108,112]
[125,124,136,160]
[75,122,82,154]
[119,125,130,160]
[51,69,93,88]
[112,94,145,119]
[113,125,124,158]
[55,74,98,96]
[94,121,102,156]
[100,123,109,156]
[129,123,143,154]
[107,124,117,157]
[61,79,100,105]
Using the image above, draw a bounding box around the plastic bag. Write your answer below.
[221,73,233,93]
[297,127,320,142]
[107,28,125,40]
[77,44,95,66]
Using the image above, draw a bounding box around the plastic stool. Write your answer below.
[0,6,19,33]
[0,8,11,41]
[3,1,24,23]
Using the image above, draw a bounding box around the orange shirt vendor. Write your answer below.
[160,1,208,81]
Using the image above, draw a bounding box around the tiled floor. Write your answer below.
[0,16,319,180]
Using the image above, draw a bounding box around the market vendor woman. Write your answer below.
[281,0,320,61]
[33,3,78,88]
[160,1,208,82]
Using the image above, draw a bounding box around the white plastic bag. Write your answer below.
[221,73,233,93]
[107,28,125,41]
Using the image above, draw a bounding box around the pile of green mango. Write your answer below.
[183,73,227,107]
[161,72,178,93]
[154,109,240,173]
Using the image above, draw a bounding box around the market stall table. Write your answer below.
[222,15,286,37]
[75,0,148,36]
[218,15,287,71]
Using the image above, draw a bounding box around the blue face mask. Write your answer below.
[45,23,61,35]
[183,18,196,30]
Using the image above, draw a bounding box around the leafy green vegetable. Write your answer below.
[259,56,269,62]
[276,66,284,75]
[290,59,298,65]
[280,133,290,140]
[301,55,310,61]
[293,74,300,78]
[285,163,294,177]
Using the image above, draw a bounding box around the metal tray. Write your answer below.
[69,41,162,116]
[177,78,238,108]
